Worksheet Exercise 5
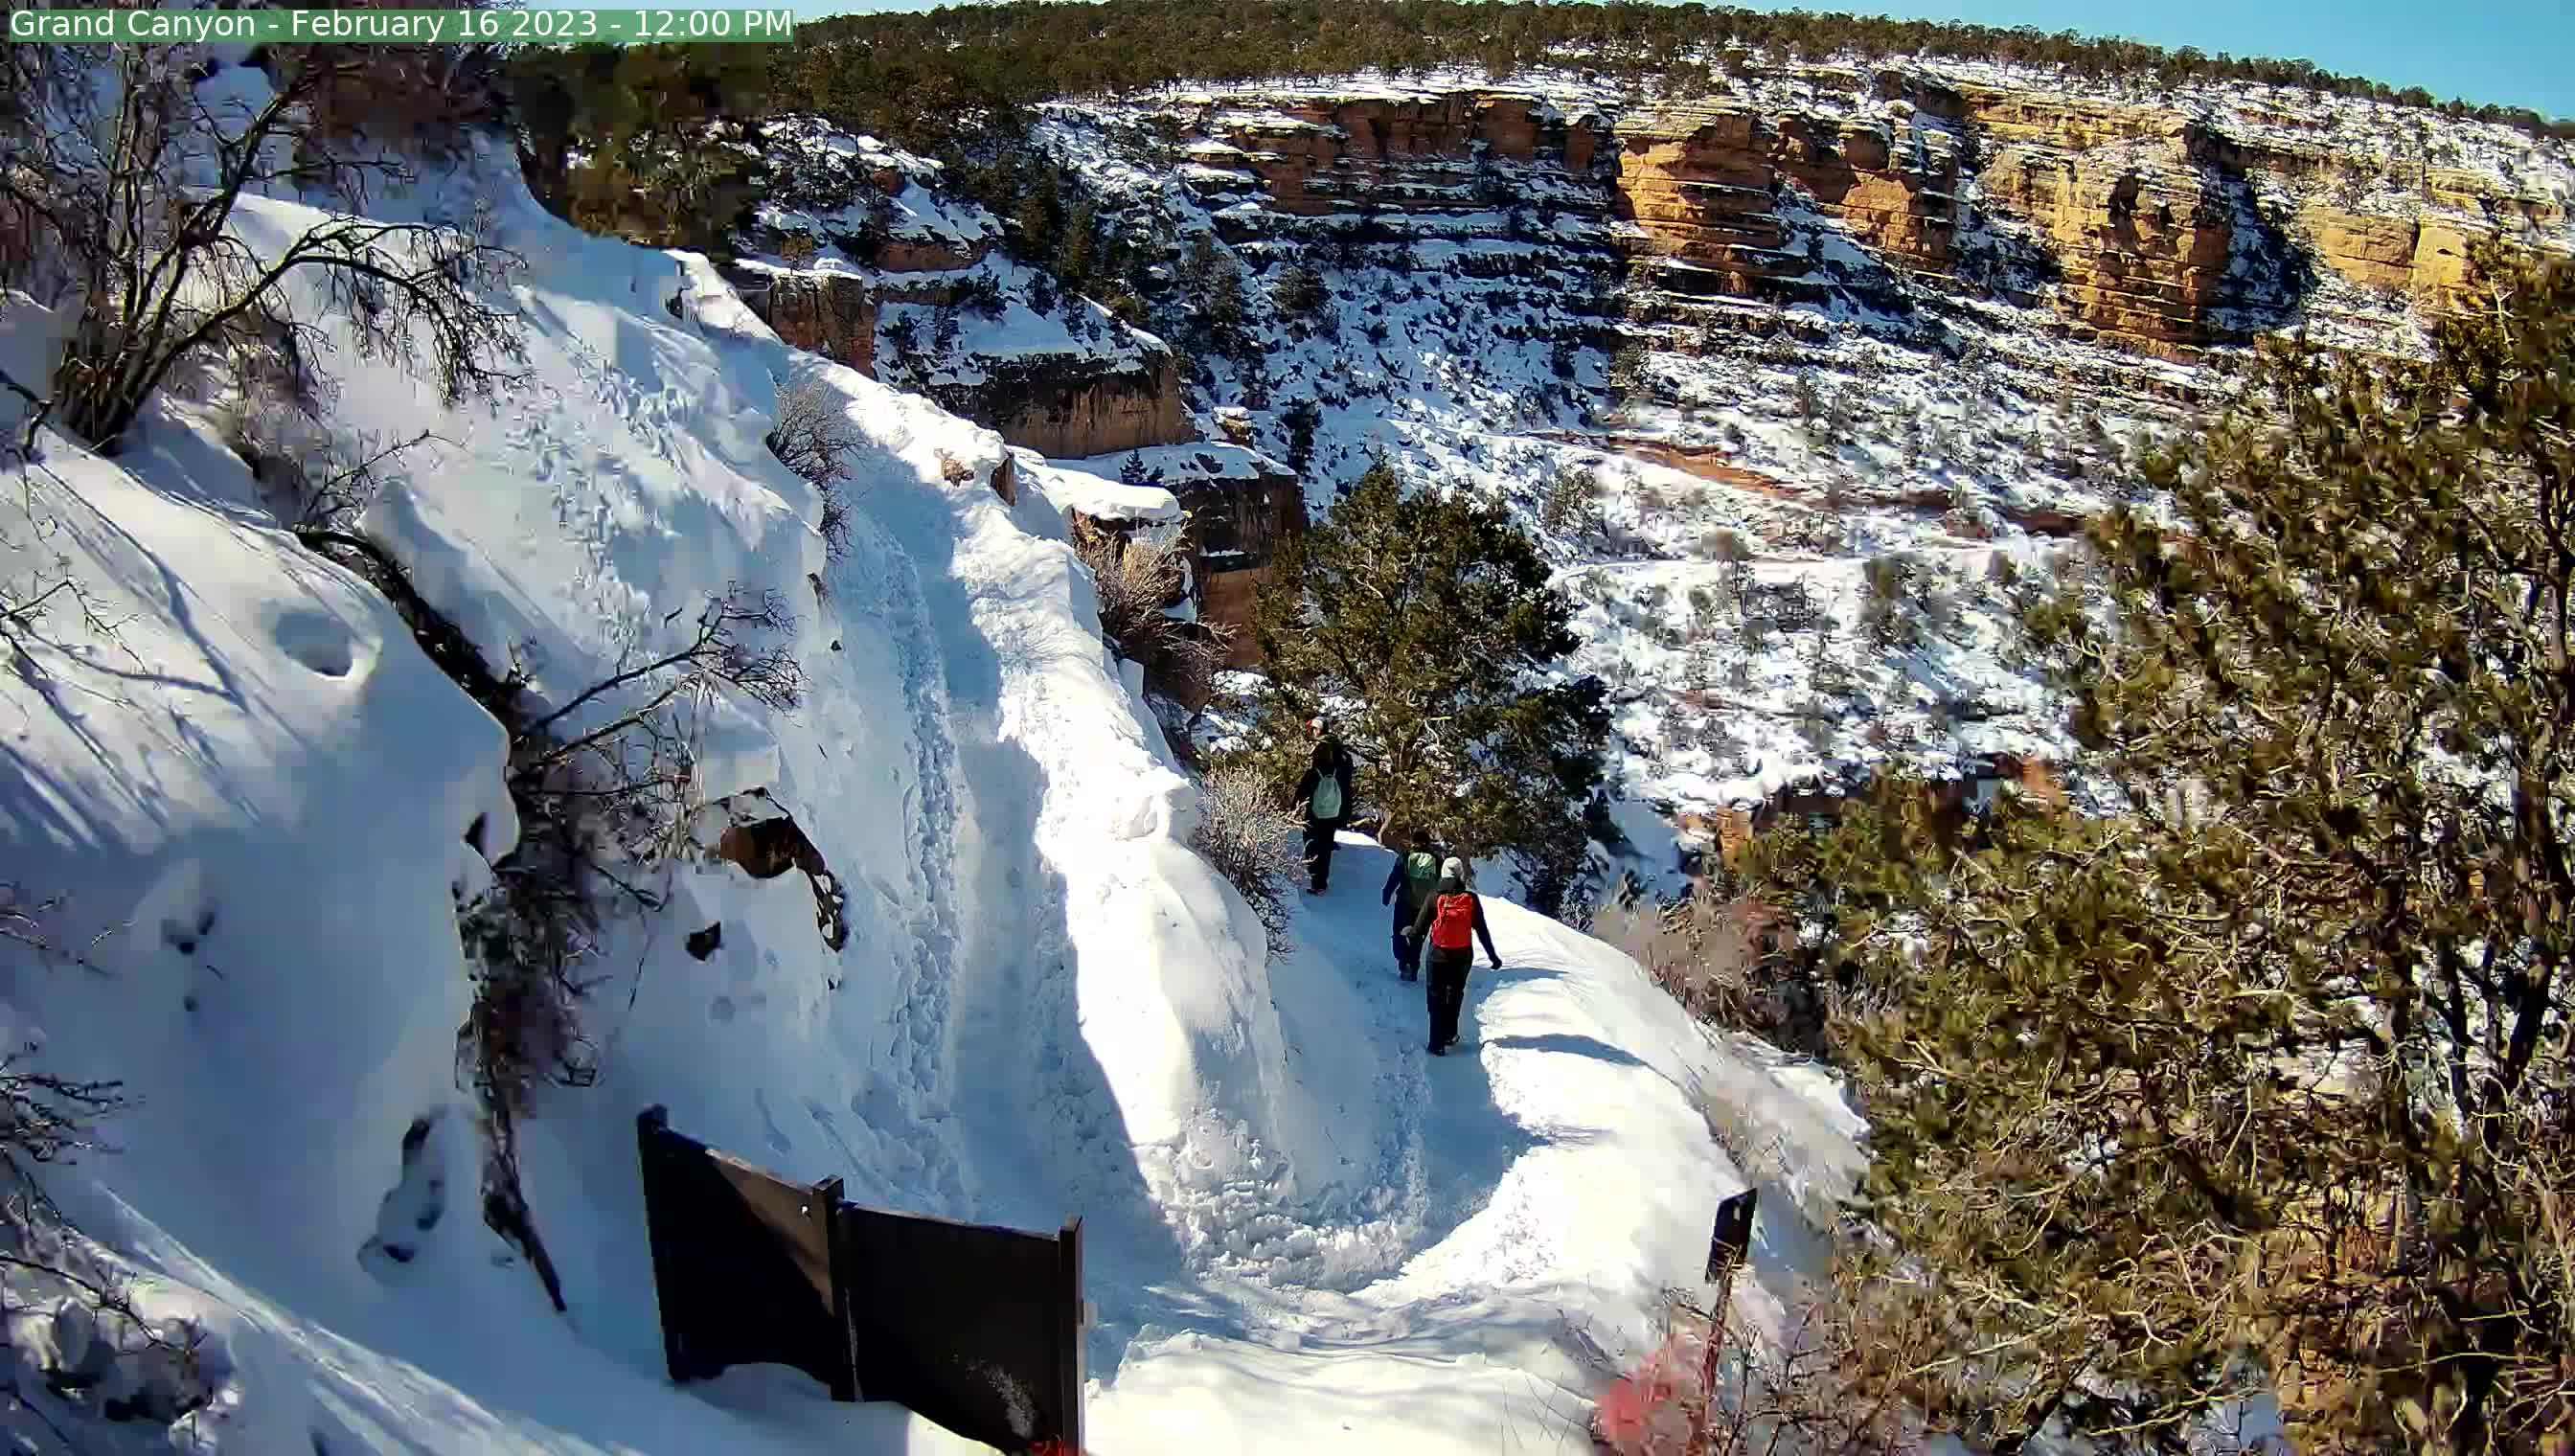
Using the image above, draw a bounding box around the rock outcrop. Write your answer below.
[1183,92,1610,216]
[1060,444,1308,670]
[1617,89,2303,353]
[951,356,1196,459]
[1683,753,2064,871]
[1615,100,1962,293]
[1167,459,1305,669]
[1971,128,2242,353]
[738,270,877,376]
[2299,206,2482,305]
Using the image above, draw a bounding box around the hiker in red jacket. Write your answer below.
[1407,857,1501,1056]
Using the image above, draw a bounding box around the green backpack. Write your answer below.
[1403,851,1441,905]
[1310,771,1343,822]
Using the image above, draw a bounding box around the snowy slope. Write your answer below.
[0,97,1831,1452]
[0,288,993,1452]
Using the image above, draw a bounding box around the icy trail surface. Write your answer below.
[0,116,1840,1453]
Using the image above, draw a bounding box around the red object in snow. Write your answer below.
[1589,1329,1704,1454]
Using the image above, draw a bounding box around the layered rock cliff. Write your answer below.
[1090,68,2562,353]
[998,60,2572,850]
[939,354,1195,459]
[729,118,1196,459]
[1615,99,1962,292]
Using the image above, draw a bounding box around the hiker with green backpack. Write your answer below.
[1380,831,1446,983]
[1291,718,1357,893]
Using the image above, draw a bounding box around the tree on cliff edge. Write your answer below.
[1743,242,2575,1452]
[1238,460,1608,916]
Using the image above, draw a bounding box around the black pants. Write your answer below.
[1303,819,1338,889]
[1424,948,1471,1050]
[1391,922,1423,979]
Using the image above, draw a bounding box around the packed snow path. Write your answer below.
[0,119,1854,1452]
[1086,837,1747,1453]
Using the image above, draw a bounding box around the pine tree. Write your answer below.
[1244,461,1609,914]
[1012,165,1062,259]
[1273,262,1328,319]
[1540,466,1599,537]
[1117,448,1164,489]
[1607,341,1650,399]
[1746,244,2575,1451]
[1202,262,1247,358]
[1054,198,1097,293]
[1280,398,1320,473]
[1859,553,1920,649]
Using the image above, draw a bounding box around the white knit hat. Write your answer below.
[1441,856,1467,881]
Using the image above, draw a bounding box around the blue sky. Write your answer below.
[1719,0,2573,118]
[636,0,2575,120]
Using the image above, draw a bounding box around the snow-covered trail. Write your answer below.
[1088,833,1742,1454]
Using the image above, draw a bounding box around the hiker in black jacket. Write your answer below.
[1408,857,1501,1055]
[1380,831,1445,983]
[1291,719,1356,893]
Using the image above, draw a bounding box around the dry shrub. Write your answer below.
[1188,760,1305,958]
[0,1056,124,1232]
[218,395,434,534]
[0,891,226,1443]
[1074,519,1182,649]
[17,47,526,451]
[1070,520,1231,710]
[307,43,512,161]
[453,588,803,1314]
[764,375,860,485]
[305,525,803,1315]
[1596,890,1824,1053]
[1594,1266,1925,1456]
[763,374,863,559]
[295,0,511,156]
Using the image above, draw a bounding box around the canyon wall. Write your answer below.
[1181,93,1612,216]
[1615,99,1961,290]
[944,356,1196,459]
[1130,73,2566,354]
[1017,67,2574,841]
[1169,463,1305,669]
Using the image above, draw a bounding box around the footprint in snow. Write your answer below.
[272,609,356,678]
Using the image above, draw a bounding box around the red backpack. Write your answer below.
[1429,893,1476,952]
